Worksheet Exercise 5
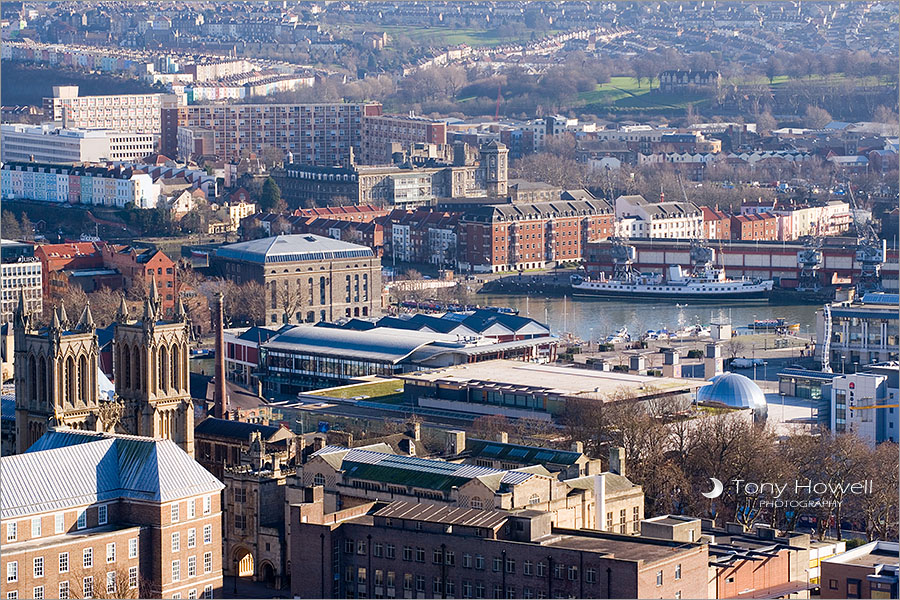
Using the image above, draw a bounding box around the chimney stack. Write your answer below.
[213,292,227,419]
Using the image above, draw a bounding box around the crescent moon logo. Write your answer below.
[702,477,724,499]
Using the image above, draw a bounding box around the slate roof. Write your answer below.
[311,446,538,493]
[194,416,282,441]
[236,326,279,343]
[462,438,582,466]
[3,430,223,519]
[215,234,373,264]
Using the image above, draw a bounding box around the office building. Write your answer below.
[0,430,224,599]
[290,498,707,599]
[1,240,41,324]
[1,123,158,163]
[210,234,382,326]
[820,541,899,600]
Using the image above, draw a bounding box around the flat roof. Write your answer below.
[400,360,698,399]
[825,542,900,568]
[543,533,690,563]
[374,501,509,529]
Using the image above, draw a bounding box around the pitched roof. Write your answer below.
[462,438,583,466]
[3,430,223,519]
[194,416,283,441]
[215,234,374,264]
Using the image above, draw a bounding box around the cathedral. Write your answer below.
[13,277,195,456]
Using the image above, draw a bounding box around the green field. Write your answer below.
[578,76,711,113]
[308,379,406,404]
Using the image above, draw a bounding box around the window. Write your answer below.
[106,572,115,595]
[433,577,442,595]
[387,571,395,587]
[585,568,596,584]
[674,592,682,599]
[7,561,17,582]
[204,552,212,574]
[357,540,367,555]
[7,592,16,600]
[373,543,383,557]
[675,564,682,580]
[203,524,212,544]
[129,538,138,558]
[463,553,472,568]
[34,557,44,578]
[234,488,246,503]
[375,570,384,586]
[129,567,138,589]
[385,544,395,559]
[493,557,502,572]
[171,504,180,522]
[188,500,196,519]
[506,558,516,574]
[493,584,502,598]
[471,497,483,509]
[344,540,354,554]
[446,551,456,566]
[172,532,181,552]
[528,494,540,505]
[554,563,563,579]
[188,528,196,548]
[188,591,197,600]
[416,575,425,593]
[32,587,43,600]
[98,505,108,526]
[403,546,413,561]
[31,517,41,538]
[54,513,64,534]
[106,542,115,563]
[203,496,211,515]
[656,570,663,586]
[172,560,181,582]
[83,548,93,569]
[83,576,94,599]
[633,507,640,532]
[433,549,443,564]
[188,556,196,578]
[568,566,577,581]
[829,580,838,590]
[475,555,485,570]
[204,585,213,599]
[7,522,16,541]
[404,574,413,591]
[59,581,69,599]
[415,548,425,563]
[59,552,69,573]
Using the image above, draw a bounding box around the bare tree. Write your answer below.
[724,338,746,360]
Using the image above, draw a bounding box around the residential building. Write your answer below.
[1,123,158,163]
[399,359,698,420]
[13,284,194,455]
[361,113,447,165]
[292,216,385,257]
[701,206,732,240]
[614,194,703,240]
[1,162,161,209]
[386,209,459,265]
[658,70,721,93]
[43,85,179,133]
[290,498,707,599]
[259,324,553,394]
[815,293,899,372]
[168,102,380,164]
[100,245,178,318]
[1,240,41,324]
[820,541,899,600]
[0,430,224,599]
[210,234,382,326]
[457,200,614,273]
[731,212,779,241]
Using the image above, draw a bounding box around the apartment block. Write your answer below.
[361,113,447,165]
[43,85,179,133]
[0,240,42,324]
[614,194,703,240]
[1,123,158,163]
[0,430,224,599]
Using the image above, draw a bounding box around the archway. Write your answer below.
[259,561,276,587]
[233,547,254,578]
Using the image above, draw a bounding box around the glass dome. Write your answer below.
[696,372,767,418]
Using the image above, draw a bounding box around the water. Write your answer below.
[478,293,820,342]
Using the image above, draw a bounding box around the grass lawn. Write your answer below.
[308,379,406,404]
[578,76,709,113]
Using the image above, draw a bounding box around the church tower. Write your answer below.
[14,291,106,453]
[113,277,195,456]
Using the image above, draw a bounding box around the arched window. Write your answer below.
[159,346,169,393]
[28,355,36,403]
[528,494,541,506]
[133,346,142,391]
[65,356,76,405]
[149,349,157,395]
[38,357,47,402]
[79,356,88,405]
[123,345,131,389]
[171,345,180,392]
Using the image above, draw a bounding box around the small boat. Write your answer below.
[748,318,786,330]
[605,326,630,343]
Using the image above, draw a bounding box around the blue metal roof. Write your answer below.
[862,293,900,305]
[778,368,839,381]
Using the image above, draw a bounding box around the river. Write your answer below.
[477,293,820,342]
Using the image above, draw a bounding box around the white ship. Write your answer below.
[571,240,774,302]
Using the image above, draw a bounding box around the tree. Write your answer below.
[724,337,746,360]
[803,105,833,129]
[19,212,34,241]
[237,280,267,325]
[873,104,899,126]
[259,177,286,213]
[756,111,777,136]
[1,211,22,240]
[88,287,125,327]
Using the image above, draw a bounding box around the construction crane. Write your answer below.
[494,82,502,121]
[846,182,886,295]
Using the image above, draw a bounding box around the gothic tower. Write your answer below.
[14,291,105,453]
[480,141,509,198]
[113,278,195,456]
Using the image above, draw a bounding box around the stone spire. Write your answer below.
[115,295,129,323]
[57,303,69,328]
[13,288,28,329]
[173,295,187,322]
[142,297,156,322]
[76,303,95,331]
[50,307,61,330]
[149,274,161,314]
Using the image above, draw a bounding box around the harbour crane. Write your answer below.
[846,182,886,295]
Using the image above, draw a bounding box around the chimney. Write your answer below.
[447,430,466,455]
[594,474,607,531]
[213,292,227,419]
[725,522,744,535]
[313,435,326,451]
[609,446,626,477]
[571,441,583,454]
[497,431,508,444]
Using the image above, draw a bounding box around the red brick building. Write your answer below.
[458,200,614,273]
[293,205,389,223]
[101,245,178,318]
[820,541,899,599]
[1,430,224,599]
[701,207,732,240]
[34,242,105,297]
[291,217,385,257]
[731,212,778,241]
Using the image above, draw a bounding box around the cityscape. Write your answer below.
[1,1,899,599]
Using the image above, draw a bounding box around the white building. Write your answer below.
[1,123,158,163]
[42,85,179,134]
[0,240,42,325]
[815,293,899,371]
[614,194,703,240]
[830,371,898,444]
